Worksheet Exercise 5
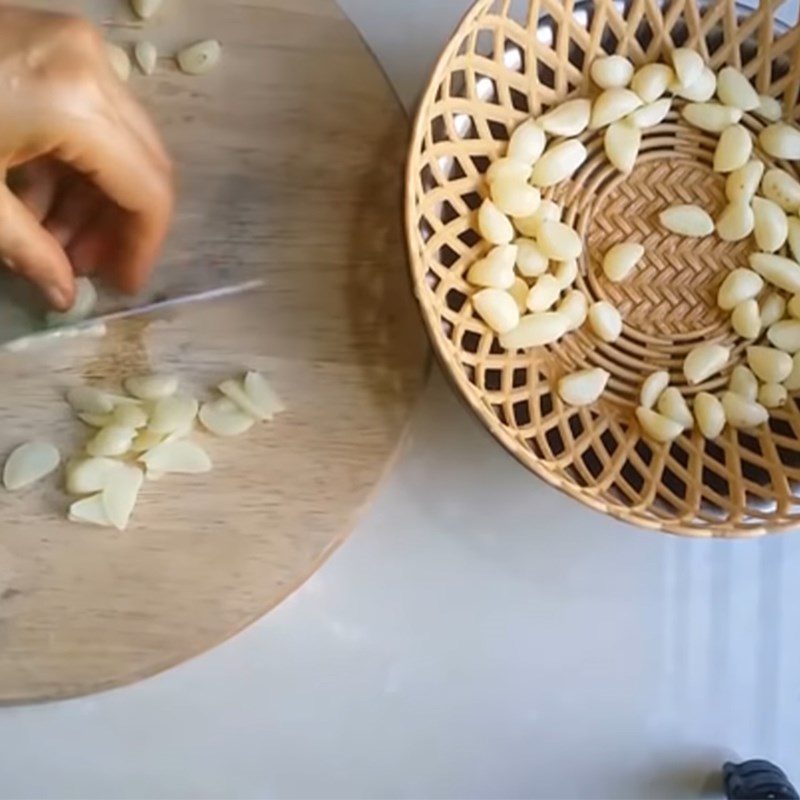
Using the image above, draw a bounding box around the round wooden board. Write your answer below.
[0,0,428,703]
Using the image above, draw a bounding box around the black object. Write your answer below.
[724,760,800,800]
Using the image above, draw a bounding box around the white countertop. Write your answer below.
[2,3,800,798]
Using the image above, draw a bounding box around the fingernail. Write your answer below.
[47,284,70,311]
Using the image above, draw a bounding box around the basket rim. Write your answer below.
[403,0,797,539]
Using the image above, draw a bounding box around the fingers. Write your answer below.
[44,178,104,247]
[8,158,62,222]
[0,184,74,309]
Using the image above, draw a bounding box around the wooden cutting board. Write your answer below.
[0,0,428,703]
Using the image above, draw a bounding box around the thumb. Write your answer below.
[0,184,75,310]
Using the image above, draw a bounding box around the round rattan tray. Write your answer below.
[406,0,800,537]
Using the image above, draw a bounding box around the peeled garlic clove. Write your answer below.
[177,39,221,76]
[714,124,752,173]
[3,441,60,491]
[530,140,588,187]
[789,294,800,320]
[641,371,669,409]
[509,278,529,314]
[526,275,561,313]
[767,320,800,353]
[140,440,212,475]
[722,392,769,429]
[603,242,644,282]
[631,63,674,103]
[86,425,136,458]
[46,277,98,328]
[591,55,634,89]
[130,0,164,18]
[588,301,623,343]
[499,313,570,350]
[514,200,562,237]
[747,345,793,383]
[604,120,641,173]
[515,239,549,277]
[761,169,800,213]
[148,395,199,435]
[66,457,124,496]
[753,196,788,252]
[726,160,764,203]
[487,158,533,185]
[105,43,131,82]
[756,95,783,122]
[539,99,591,137]
[473,289,520,334]
[130,429,164,454]
[590,89,642,129]
[124,374,179,401]
[199,397,257,437]
[244,371,285,419]
[69,494,113,528]
[657,387,693,430]
[672,67,716,102]
[682,102,742,133]
[627,98,671,128]
[729,365,759,401]
[101,465,143,531]
[468,246,517,289]
[749,252,800,293]
[786,352,800,391]
[536,221,582,260]
[507,120,547,165]
[67,386,115,416]
[134,41,157,75]
[671,47,703,88]
[761,292,787,328]
[558,368,610,407]
[557,290,588,331]
[490,178,541,217]
[716,200,754,242]
[636,407,684,443]
[694,392,726,439]
[479,199,514,245]
[684,343,730,385]
[554,259,578,290]
[759,383,788,408]
[788,218,800,262]
[716,66,760,111]
[660,204,714,237]
[760,123,800,161]
[731,299,761,339]
[111,403,149,429]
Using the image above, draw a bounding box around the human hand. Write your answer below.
[0,7,174,310]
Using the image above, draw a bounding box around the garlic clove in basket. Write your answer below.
[486,158,533,185]
[588,301,622,343]
[716,66,760,112]
[756,95,783,122]
[729,365,759,401]
[515,238,549,277]
[478,199,515,245]
[672,67,716,102]
[731,299,761,340]
[761,169,800,213]
[694,393,726,439]
[490,177,541,218]
[631,63,674,103]
[473,289,521,335]
[636,407,684,443]
[717,268,764,311]
[683,344,730,385]
[747,346,793,383]
[536,221,583,260]
[789,294,800,320]
[670,47,704,90]
[557,290,588,331]
[558,368,610,407]
[513,199,562,238]
[716,200,754,242]
[789,218,800,263]
[590,55,634,90]
[752,197,788,253]
[499,312,570,350]
[726,160,764,204]
[761,293,787,328]
[627,98,671,129]
[525,275,561,313]
[749,253,800,293]
[682,102,742,133]
[758,383,788,409]
[553,258,578,290]
[590,88,642,129]
[509,279,529,314]
[468,245,517,289]
[603,242,644,282]
[507,119,547,165]
[721,392,769,429]
[760,123,800,161]
[785,353,800,391]
[659,204,714,237]
[538,99,591,137]
[640,371,669,410]
[530,140,588,187]
[713,124,752,173]
[767,320,800,353]
[604,120,641,173]
[657,387,693,430]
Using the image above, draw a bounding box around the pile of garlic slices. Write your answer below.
[1,371,284,531]
[469,46,800,443]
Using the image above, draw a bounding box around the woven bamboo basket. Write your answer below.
[406,0,800,537]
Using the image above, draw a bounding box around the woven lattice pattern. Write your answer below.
[406,0,800,536]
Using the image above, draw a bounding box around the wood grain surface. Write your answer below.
[0,0,428,702]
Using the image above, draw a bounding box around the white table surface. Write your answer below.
[2,3,800,799]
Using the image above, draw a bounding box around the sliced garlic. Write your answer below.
[749,252,800,293]
[554,259,579,290]
[731,299,761,340]
[112,403,149,429]
[786,353,800,391]
[526,276,561,313]
[558,368,610,407]
[69,494,113,528]
[538,99,592,137]
[726,160,764,203]
[721,392,769,429]
[478,199,514,245]
[604,120,641,173]
[507,120,547,165]
[631,63,674,103]
[590,88,642,129]
[148,395,199,435]
[490,177,541,217]
[761,292,787,328]
[177,39,221,76]
[102,464,144,531]
[78,412,113,429]
[588,301,623,343]
[671,47,703,88]
[767,320,800,353]
[130,429,164,454]
[657,387,693,430]
[761,169,800,213]
[714,124,752,173]
[514,200,562,237]
[694,392,726,439]
[473,289,521,334]
[124,374,179,401]
[3,441,60,491]
[530,140,588,187]
[67,386,115,416]
[752,196,788,253]
[759,123,800,161]
[672,67,716,102]
[515,239,549,277]
[636,407,684,443]
[682,102,742,133]
[130,0,164,18]
[134,41,157,76]
[603,242,644,282]
[499,313,570,350]
[557,290,588,331]
[759,383,788,409]
[219,379,269,421]
[627,98,671,129]
[640,371,669,409]
[756,95,783,122]
[486,158,533,185]
[716,66,760,111]
[140,440,212,475]
[45,277,98,328]
[86,425,136,458]
[66,457,124,496]
[684,343,730,385]
[716,201,754,242]
[536,221,583,260]
[105,43,131,82]
[199,398,257,437]
[729,365,758,401]
[660,204,714,237]
[747,345,793,383]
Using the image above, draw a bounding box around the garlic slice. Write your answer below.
[3,442,60,491]
[102,465,144,531]
[140,440,212,475]
[199,398,257,437]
